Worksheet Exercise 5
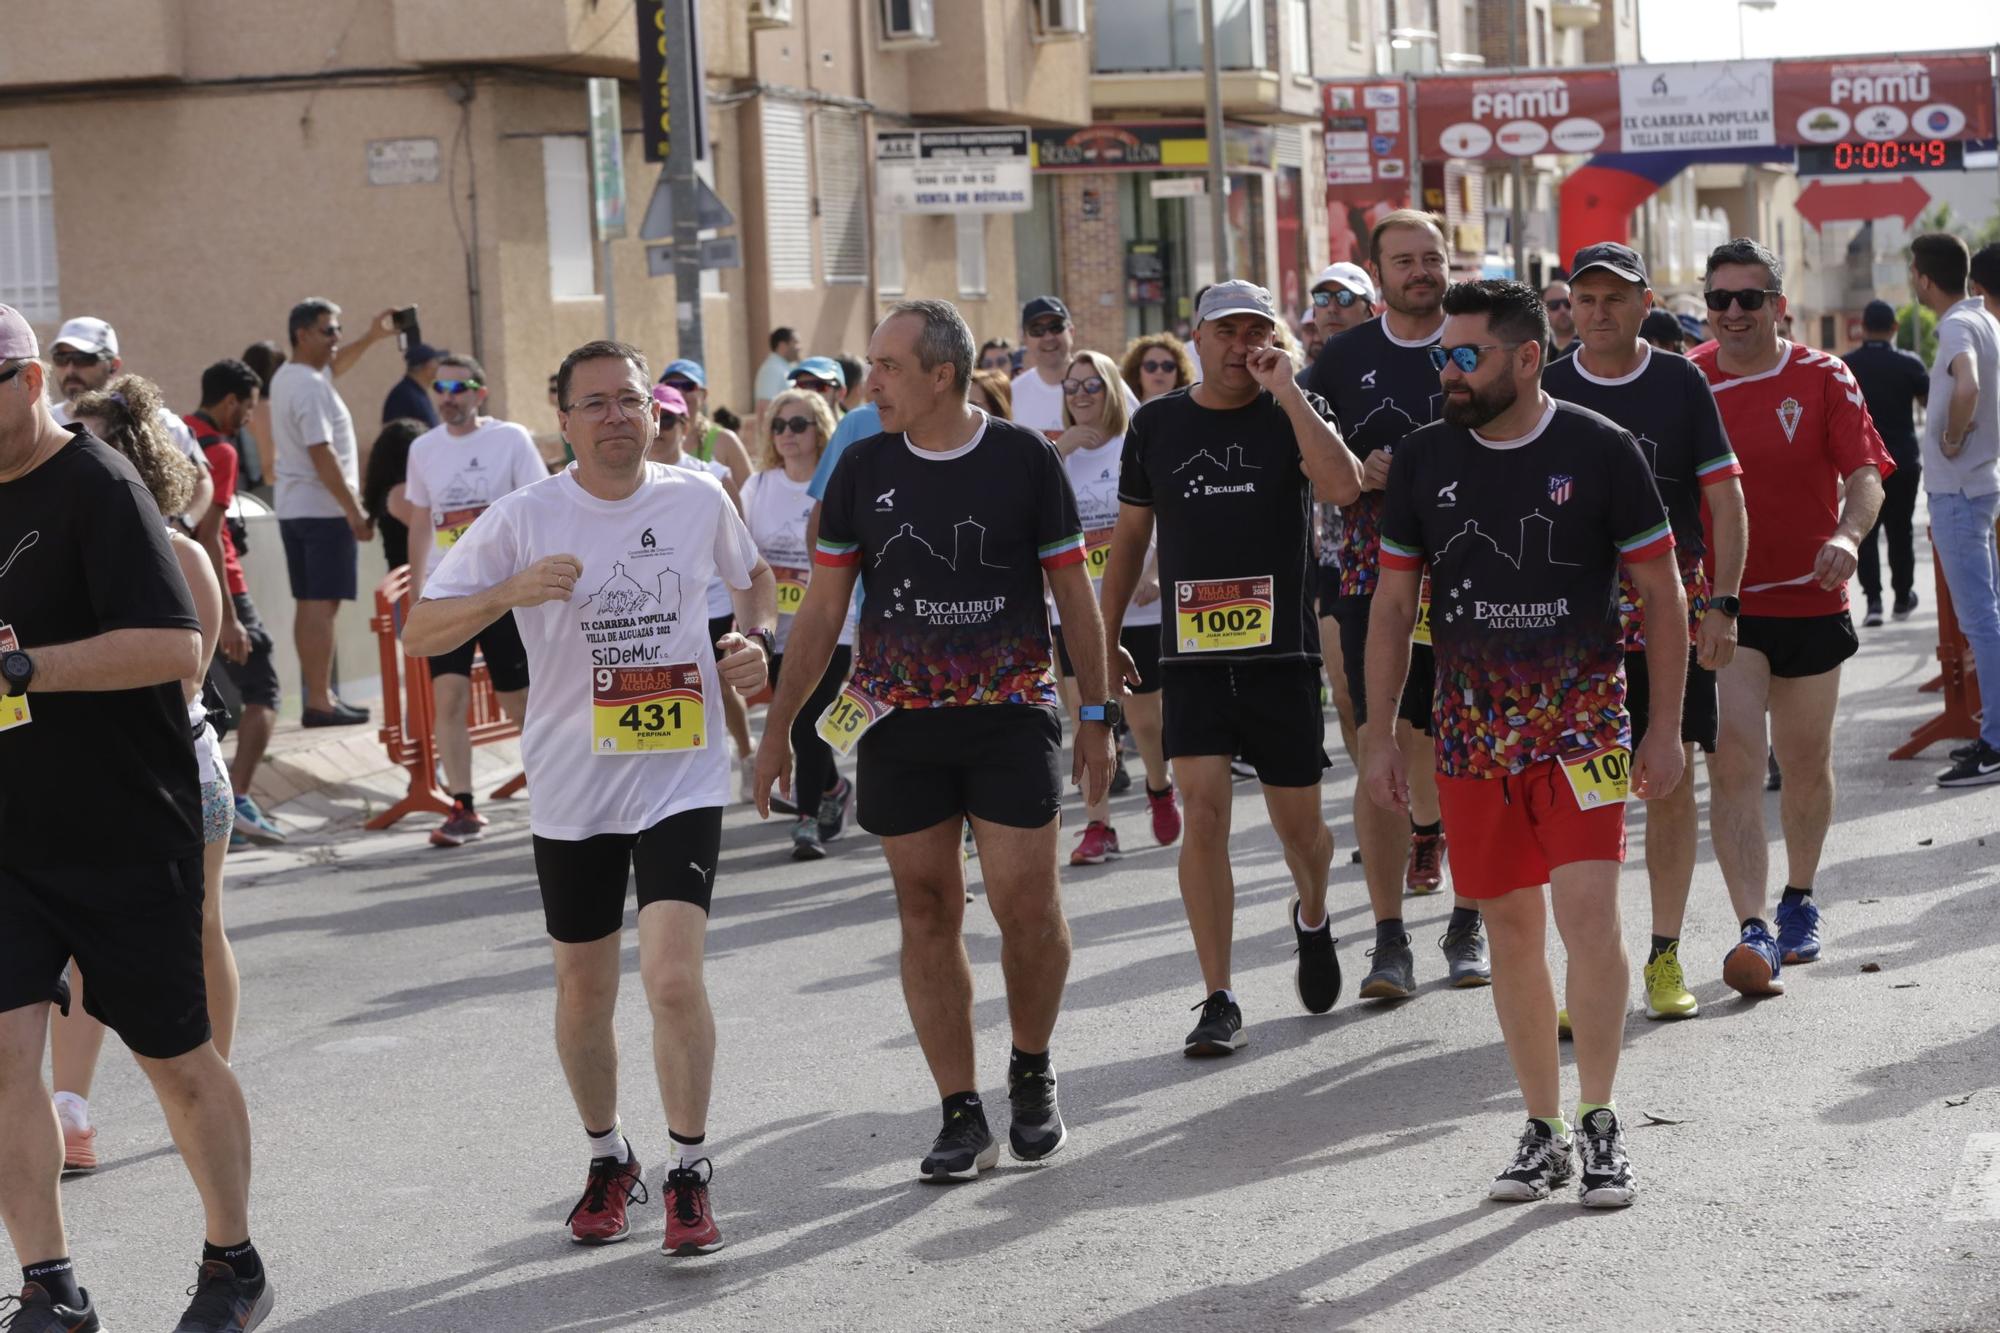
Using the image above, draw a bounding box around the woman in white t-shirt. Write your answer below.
[739,389,857,860]
[1050,350,1179,867]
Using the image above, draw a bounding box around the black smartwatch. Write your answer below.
[2,650,32,696]
[1712,595,1741,618]
[1079,700,1123,728]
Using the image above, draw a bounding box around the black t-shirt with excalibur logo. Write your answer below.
[1118,385,1334,665]
[0,432,203,864]
[1306,315,1443,599]
[1379,400,1675,779]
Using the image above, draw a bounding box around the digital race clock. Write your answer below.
[1796,140,1965,176]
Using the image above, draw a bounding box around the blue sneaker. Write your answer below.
[1722,921,1785,997]
[1774,895,1822,964]
[233,794,288,845]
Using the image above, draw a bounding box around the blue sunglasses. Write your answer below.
[1428,343,1511,373]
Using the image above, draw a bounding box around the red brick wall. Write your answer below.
[1054,173,1130,360]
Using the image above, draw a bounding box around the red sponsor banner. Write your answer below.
[1322,77,1413,266]
[1774,52,1995,145]
[1416,70,1622,159]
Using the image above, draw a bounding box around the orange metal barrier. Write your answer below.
[366,566,528,830]
[1890,527,1985,760]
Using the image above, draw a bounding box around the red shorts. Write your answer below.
[1435,760,1628,898]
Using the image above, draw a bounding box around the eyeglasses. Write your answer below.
[791,377,834,393]
[317,324,341,337]
[1312,288,1364,309]
[433,379,482,395]
[1026,320,1068,337]
[1140,358,1178,374]
[1061,376,1106,396]
[1428,343,1511,373]
[1544,298,1572,311]
[49,349,104,368]
[771,415,817,436]
[0,362,23,386]
[1703,287,1783,312]
[661,377,698,392]
[565,393,652,420]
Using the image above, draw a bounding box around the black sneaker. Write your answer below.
[0,1283,103,1332]
[919,1105,998,1181]
[1765,750,1782,792]
[1577,1107,1637,1207]
[1290,898,1342,1014]
[1007,1066,1069,1162]
[1183,990,1246,1056]
[1358,933,1416,1000]
[172,1261,274,1332]
[1440,921,1492,988]
[300,700,369,728]
[816,777,853,842]
[1109,753,1133,795]
[1938,741,2000,788]
[1893,589,1919,619]
[1489,1118,1574,1201]
[1951,739,1983,763]
[1862,596,1884,628]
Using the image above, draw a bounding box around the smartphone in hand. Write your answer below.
[393,305,420,351]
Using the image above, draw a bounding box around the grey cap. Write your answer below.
[1195,279,1279,328]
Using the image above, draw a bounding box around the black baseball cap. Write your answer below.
[1569,242,1648,288]
[1021,296,1069,327]
[1861,299,1898,332]
[1640,309,1685,345]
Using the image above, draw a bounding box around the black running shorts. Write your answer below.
[708,614,735,653]
[1160,660,1330,787]
[1734,611,1858,679]
[429,610,531,692]
[530,806,724,943]
[857,703,1063,837]
[1627,648,1719,753]
[1053,625,1162,695]
[1330,594,1433,732]
[0,855,210,1060]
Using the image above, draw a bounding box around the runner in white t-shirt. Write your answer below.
[1047,351,1178,865]
[403,354,549,848]
[406,340,777,1259]
[1012,296,1140,436]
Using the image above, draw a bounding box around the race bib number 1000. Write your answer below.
[591,664,706,755]
[1174,576,1274,653]
[1561,745,1630,809]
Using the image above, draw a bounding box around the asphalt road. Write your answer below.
[28,586,2000,1332]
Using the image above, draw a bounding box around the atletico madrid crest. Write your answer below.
[1547,474,1573,505]
[1776,397,1802,442]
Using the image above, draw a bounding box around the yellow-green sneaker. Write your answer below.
[1557,1008,1572,1040]
[1643,941,1699,1020]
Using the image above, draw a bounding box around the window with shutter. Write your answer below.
[763,98,813,289]
[542,137,597,300]
[956,214,987,298]
[0,150,59,321]
[816,111,868,285]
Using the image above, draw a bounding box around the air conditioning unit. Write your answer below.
[747,0,793,30]
[879,0,936,43]
[1036,0,1086,38]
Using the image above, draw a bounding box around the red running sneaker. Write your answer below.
[430,800,488,849]
[1405,830,1446,895]
[61,1122,99,1175]
[1147,785,1182,847]
[567,1151,646,1245]
[663,1159,722,1255]
[1069,821,1122,865]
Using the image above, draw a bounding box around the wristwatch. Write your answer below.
[2,649,32,696]
[1712,595,1741,618]
[742,626,776,658]
[1079,700,1123,728]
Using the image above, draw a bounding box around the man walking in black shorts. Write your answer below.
[0,306,273,1330]
[1100,280,1364,1053]
[755,299,1113,1179]
[407,340,777,1255]
[1545,243,1747,1020]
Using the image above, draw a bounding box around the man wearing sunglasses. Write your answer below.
[1310,263,1378,347]
[1543,281,1579,362]
[45,316,214,528]
[402,354,547,848]
[1366,278,1687,1209]
[1690,238,1891,993]
[1010,295,1076,435]
[786,356,847,418]
[1544,243,1747,1025]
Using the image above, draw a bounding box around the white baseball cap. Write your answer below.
[51,316,118,358]
[1312,262,1377,304]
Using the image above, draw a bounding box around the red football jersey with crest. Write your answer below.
[1690,340,1894,617]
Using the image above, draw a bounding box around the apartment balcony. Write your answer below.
[1550,1,1605,29]
[388,0,638,77]
[1092,0,1317,123]
[0,1,185,89]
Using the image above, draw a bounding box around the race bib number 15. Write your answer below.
[591,664,706,755]
[1174,576,1274,653]
[816,684,891,757]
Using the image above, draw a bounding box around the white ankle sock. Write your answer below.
[53,1092,89,1132]
[585,1121,629,1163]
[668,1132,707,1170]
[1296,903,1329,933]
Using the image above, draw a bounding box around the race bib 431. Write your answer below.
[591,663,706,754]
[1174,576,1274,653]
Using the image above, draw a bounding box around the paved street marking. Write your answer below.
[1948,1134,2000,1222]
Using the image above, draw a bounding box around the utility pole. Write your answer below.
[1199,0,1229,280]
[1509,0,1528,282]
[662,0,704,365]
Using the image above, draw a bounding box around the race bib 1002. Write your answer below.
[591,663,706,755]
[815,683,892,756]
[1174,576,1274,653]
[1561,745,1630,809]
[772,566,808,617]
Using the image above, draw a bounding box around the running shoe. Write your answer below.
[300,700,369,728]
[1007,1065,1069,1162]
[962,821,978,860]
[1557,1008,1572,1040]
[1405,830,1446,895]
[1577,1107,1637,1208]
[1358,932,1416,1000]
[662,1159,723,1255]
[1893,589,1920,619]
[60,1122,98,1175]
[1642,942,1699,1019]
[790,817,827,861]
[1147,785,1183,846]
[1109,752,1133,795]
[1862,596,1884,628]
[1774,896,1822,963]
[1439,920,1491,988]
[1229,757,1257,780]
[920,1105,999,1181]
[1183,990,1246,1056]
[232,795,287,845]
[1488,1118,1574,1202]
[1951,739,1983,763]
[567,1150,647,1245]
[1938,741,2000,788]
[816,776,854,841]
[1722,921,1785,996]
[171,1261,273,1332]
[0,1282,103,1332]
[1765,750,1782,792]
[429,799,487,849]
[1290,898,1342,1015]
[1069,820,1121,866]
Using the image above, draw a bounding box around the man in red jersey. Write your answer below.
[1689,238,1891,997]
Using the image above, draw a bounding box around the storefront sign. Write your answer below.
[1322,79,1410,187]
[1774,52,1995,145]
[366,138,440,187]
[1419,70,1622,159]
[875,127,1032,213]
[1619,61,1775,150]
[1030,121,1273,173]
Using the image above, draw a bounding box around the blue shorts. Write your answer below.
[278,516,359,602]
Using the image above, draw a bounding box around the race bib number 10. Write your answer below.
[815,683,891,756]
[0,624,28,733]
[772,566,808,617]
[1560,745,1630,809]
[591,663,706,755]
[1083,527,1115,581]
[1174,576,1274,653]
